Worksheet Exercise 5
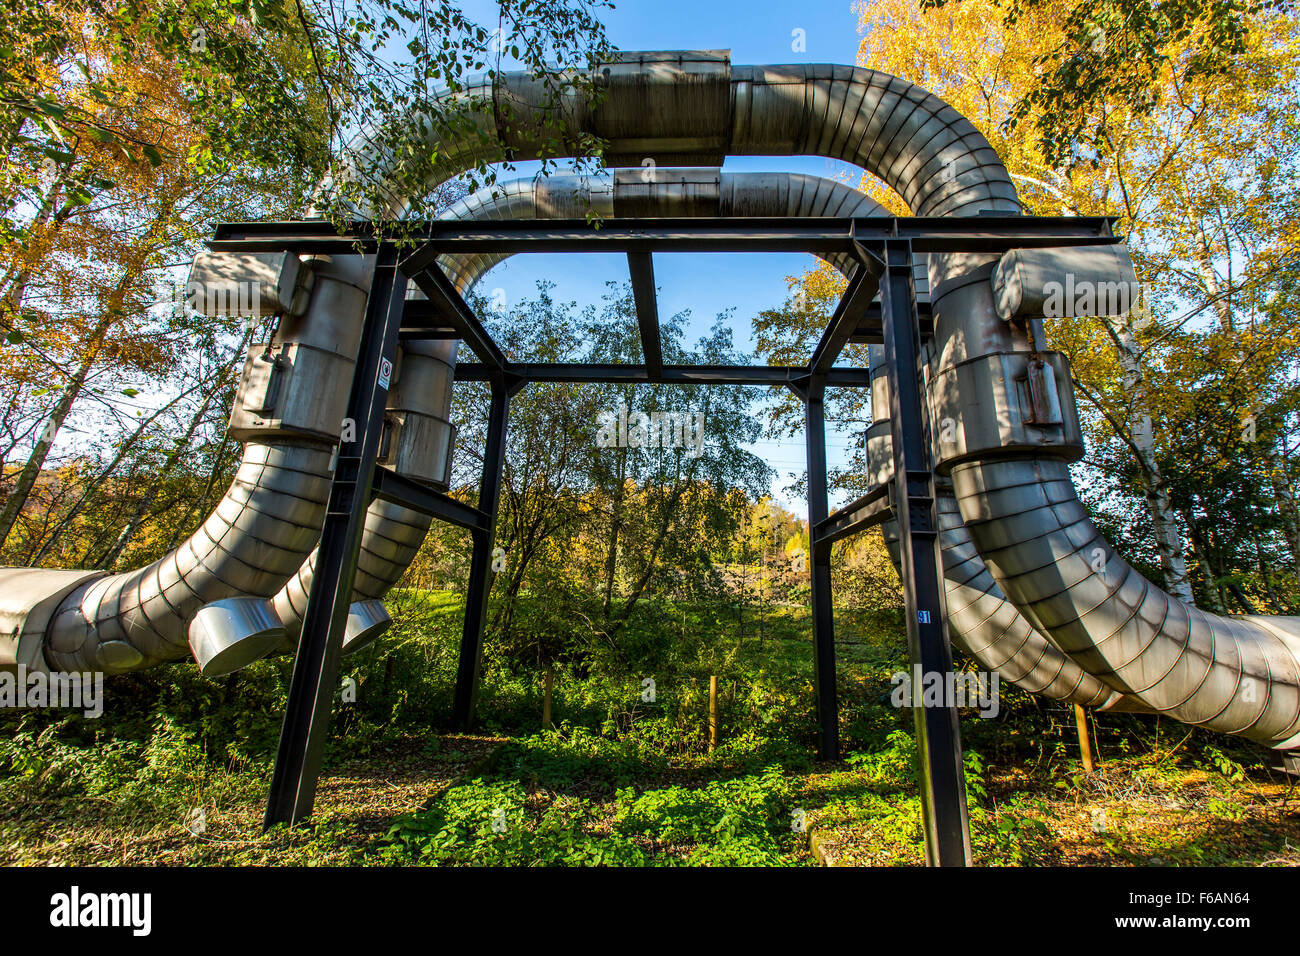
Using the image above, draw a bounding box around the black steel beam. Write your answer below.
[813,484,893,545]
[371,466,488,533]
[627,252,664,379]
[398,329,461,341]
[405,262,506,371]
[810,246,883,374]
[399,220,859,268]
[390,216,1119,267]
[453,362,871,388]
[264,247,407,829]
[209,215,1120,258]
[451,377,512,730]
[399,296,465,331]
[213,214,1118,242]
[880,239,972,866]
[847,302,933,344]
[804,375,840,761]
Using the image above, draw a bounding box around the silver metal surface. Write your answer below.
[992,244,1138,320]
[0,568,107,674]
[271,499,433,645]
[927,349,1083,472]
[869,348,1128,708]
[330,53,1018,219]
[937,248,1300,747]
[186,251,315,318]
[188,597,287,677]
[33,253,377,674]
[343,599,392,656]
[953,456,1300,745]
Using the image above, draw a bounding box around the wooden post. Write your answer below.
[1074,703,1095,772]
[708,674,719,752]
[542,664,554,729]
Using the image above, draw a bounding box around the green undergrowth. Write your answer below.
[1,591,1295,866]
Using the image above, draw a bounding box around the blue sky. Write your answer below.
[459,0,876,511]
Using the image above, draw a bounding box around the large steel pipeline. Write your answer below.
[4,54,1020,676]
[327,53,1018,222]
[866,349,1126,709]
[934,254,1300,746]
[328,51,1291,744]
[0,254,374,675]
[3,52,1294,752]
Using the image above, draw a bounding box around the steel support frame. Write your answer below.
[247,215,1099,861]
[264,246,408,829]
[801,375,840,761]
[451,373,517,729]
[212,215,1118,256]
[877,239,972,866]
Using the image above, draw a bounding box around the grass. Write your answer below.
[1,591,1297,866]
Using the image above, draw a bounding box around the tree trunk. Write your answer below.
[1103,315,1196,605]
[1267,447,1300,570]
[0,311,113,550]
[164,439,238,550]
[602,449,627,618]
[95,372,228,569]
[615,481,684,622]
[28,382,201,564]
[1182,506,1227,613]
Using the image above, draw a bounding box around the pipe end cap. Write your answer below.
[343,600,391,656]
[189,598,286,677]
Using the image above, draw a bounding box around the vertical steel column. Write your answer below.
[878,239,972,866]
[804,375,840,761]
[264,246,406,828]
[451,375,514,729]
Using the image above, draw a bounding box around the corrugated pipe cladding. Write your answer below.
[1,51,1295,752]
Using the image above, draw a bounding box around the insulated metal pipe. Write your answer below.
[11,51,1293,750]
[932,253,1300,747]
[196,55,1024,672]
[867,347,1126,708]
[30,255,374,674]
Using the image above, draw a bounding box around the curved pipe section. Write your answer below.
[866,349,1125,708]
[292,59,1241,729]
[11,50,1292,750]
[30,255,374,674]
[332,57,1020,221]
[932,253,1300,746]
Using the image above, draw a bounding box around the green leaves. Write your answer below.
[924,0,1281,166]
